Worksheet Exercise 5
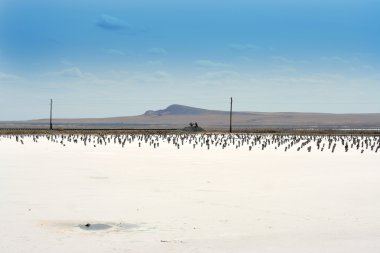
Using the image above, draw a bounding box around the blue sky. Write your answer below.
[0,0,379,120]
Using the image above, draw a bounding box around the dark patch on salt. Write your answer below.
[77,222,142,231]
[78,223,112,230]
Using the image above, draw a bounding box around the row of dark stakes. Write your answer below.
[1,134,380,154]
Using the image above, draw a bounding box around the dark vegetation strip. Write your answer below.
[1,128,380,136]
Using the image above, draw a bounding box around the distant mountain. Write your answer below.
[1,104,380,129]
[143,104,228,116]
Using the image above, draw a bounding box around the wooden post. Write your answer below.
[50,99,53,130]
[229,97,233,133]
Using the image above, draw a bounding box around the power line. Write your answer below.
[50,99,53,130]
[230,97,233,133]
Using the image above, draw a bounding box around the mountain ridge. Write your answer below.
[143,104,380,116]
[143,104,229,116]
[1,104,380,129]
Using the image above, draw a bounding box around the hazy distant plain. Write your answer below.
[1,105,380,129]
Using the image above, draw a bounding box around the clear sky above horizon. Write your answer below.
[0,0,379,120]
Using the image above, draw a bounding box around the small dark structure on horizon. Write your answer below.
[183,122,204,132]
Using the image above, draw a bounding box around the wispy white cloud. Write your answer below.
[192,71,243,88]
[320,56,352,64]
[60,59,74,66]
[104,49,125,56]
[200,71,241,81]
[320,56,377,74]
[272,66,298,74]
[195,60,232,68]
[147,48,167,55]
[95,14,130,31]
[154,71,171,79]
[58,67,84,78]
[0,71,21,82]
[42,67,91,79]
[145,60,163,66]
[362,65,375,71]
[228,43,259,52]
[271,56,296,64]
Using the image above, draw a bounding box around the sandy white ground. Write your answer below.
[1,135,380,252]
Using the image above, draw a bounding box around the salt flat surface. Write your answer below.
[1,134,380,253]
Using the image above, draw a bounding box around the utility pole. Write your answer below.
[50,99,53,130]
[229,97,233,133]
